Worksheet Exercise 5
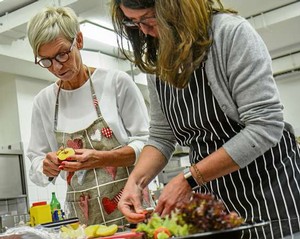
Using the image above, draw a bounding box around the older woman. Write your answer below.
[111,0,300,238]
[26,6,151,226]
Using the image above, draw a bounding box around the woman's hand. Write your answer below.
[58,148,100,172]
[118,182,147,223]
[58,146,136,172]
[155,172,193,217]
[43,152,61,177]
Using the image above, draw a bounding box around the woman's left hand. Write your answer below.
[155,172,193,217]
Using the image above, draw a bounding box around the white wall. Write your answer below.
[276,74,300,136]
[81,50,131,72]
[0,73,21,146]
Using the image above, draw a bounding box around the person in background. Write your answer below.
[111,0,300,238]
[26,6,151,226]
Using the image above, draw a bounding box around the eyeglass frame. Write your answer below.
[35,38,77,68]
[122,15,156,28]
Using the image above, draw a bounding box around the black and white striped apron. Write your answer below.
[155,64,300,239]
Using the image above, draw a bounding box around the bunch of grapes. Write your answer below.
[177,193,244,234]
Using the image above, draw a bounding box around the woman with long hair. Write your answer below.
[111,0,300,238]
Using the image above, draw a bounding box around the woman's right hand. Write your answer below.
[118,182,148,223]
[43,152,61,177]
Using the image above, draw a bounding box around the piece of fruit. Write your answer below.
[96,224,118,237]
[60,225,85,239]
[153,226,172,239]
[61,225,72,233]
[84,224,100,238]
[57,147,75,161]
[69,222,80,230]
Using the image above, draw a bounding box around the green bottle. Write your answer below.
[50,192,61,214]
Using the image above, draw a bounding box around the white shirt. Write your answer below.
[27,68,149,186]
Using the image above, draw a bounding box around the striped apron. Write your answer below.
[54,70,151,226]
[156,64,300,239]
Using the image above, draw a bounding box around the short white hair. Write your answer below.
[27,6,80,57]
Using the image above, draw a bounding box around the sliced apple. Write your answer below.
[84,224,100,238]
[57,147,75,161]
[95,224,118,237]
[69,222,80,230]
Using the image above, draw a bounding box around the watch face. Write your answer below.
[183,167,191,176]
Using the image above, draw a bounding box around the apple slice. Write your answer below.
[84,224,100,238]
[95,224,118,237]
[57,147,75,161]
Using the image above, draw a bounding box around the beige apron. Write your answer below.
[54,69,152,226]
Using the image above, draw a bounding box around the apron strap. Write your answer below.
[54,80,63,132]
[53,66,105,131]
[88,67,101,118]
[89,68,117,117]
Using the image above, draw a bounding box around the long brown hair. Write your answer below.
[111,0,237,88]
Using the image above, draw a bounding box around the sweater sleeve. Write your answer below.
[146,74,177,161]
[208,15,284,168]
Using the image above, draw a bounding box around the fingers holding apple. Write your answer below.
[43,152,61,177]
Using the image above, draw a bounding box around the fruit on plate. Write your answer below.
[96,224,118,237]
[61,223,118,238]
[84,224,101,238]
[57,147,75,161]
[83,224,119,238]
[69,222,80,230]
[60,225,85,239]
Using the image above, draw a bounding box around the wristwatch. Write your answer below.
[183,167,198,190]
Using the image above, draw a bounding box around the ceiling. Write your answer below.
[0,0,37,17]
[0,0,299,81]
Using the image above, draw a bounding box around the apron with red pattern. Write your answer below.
[54,69,152,226]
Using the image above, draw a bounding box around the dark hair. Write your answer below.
[111,0,158,75]
[111,0,237,88]
[115,0,155,9]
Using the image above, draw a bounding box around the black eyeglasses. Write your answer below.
[122,16,156,28]
[35,38,76,68]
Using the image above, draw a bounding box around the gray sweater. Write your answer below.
[146,13,285,168]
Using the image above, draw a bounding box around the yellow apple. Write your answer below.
[84,224,100,238]
[57,147,75,161]
[95,224,118,237]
